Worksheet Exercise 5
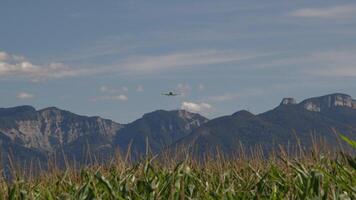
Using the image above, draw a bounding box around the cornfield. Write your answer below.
[0,141,355,199]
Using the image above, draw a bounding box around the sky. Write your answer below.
[1,0,356,123]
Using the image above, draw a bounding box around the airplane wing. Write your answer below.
[161,92,180,96]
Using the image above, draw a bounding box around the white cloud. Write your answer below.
[16,92,35,99]
[100,85,128,93]
[113,95,128,101]
[94,85,129,102]
[0,52,9,61]
[136,85,144,92]
[90,94,128,102]
[290,5,356,19]
[0,51,91,81]
[181,101,212,113]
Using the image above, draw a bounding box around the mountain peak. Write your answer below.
[177,109,204,120]
[232,110,254,118]
[300,93,356,112]
[115,109,208,154]
[40,106,61,111]
[142,109,206,120]
[0,105,37,118]
[39,107,75,119]
[0,105,36,112]
[280,98,297,106]
[39,106,75,114]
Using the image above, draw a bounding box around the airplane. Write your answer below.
[162,91,180,96]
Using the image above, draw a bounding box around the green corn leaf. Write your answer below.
[339,134,356,149]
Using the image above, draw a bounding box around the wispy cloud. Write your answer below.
[16,92,35,99]
[207,89,265,103]
[100,85,129,94]
[304,50,356,77]
[0,51,92,81]
[0,49,268,81]
[309,67,356,77]
[118,50,264,74]
[259,50,356,78]
[90,95,128,102]
[92,85,129,102]
[290,4,356,19]
[208,93,240,102]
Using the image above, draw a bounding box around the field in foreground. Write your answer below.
[1,147,356,200]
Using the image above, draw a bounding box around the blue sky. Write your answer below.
[1,0,356,123]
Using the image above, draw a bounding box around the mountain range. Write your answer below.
[1,93,356,169]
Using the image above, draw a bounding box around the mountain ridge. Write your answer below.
[171,93,356,155]
[1,93,356,167]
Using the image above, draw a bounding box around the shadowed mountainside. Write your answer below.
[171,93,356,155]
[114,110,208,155]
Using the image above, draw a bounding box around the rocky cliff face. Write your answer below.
[300,93,356,112]
[0,106,208,164]
[0,106,122,153]
[352,99,356,109]
[280,98,297,105]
